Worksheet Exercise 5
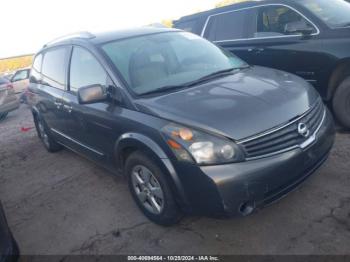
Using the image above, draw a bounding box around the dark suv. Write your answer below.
[29,28,334,225]
[174,0,350,129]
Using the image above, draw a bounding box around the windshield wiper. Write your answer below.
[194,66,250,83]
[140,66,250,96]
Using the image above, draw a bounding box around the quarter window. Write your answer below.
[42,48,67,90]
[30,54,42,84]
[255,5,316,37]
[204,9,251,41]
[69,47,108,92]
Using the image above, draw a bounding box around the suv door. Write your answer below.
[204,4,324,89]
[61,46,119,162]
[249,5,323,85]
[38,47,69,137]
[202,8,257,63]
[11,69,30,94]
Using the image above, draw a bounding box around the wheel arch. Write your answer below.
[327,58,350,100]
[114,132,189,206]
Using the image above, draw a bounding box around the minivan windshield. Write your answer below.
[101,31,247,96]
[297,0,350,28]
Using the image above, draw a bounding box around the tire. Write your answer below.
[0,112,8,122]
[333,76,350,129]
[125,151,183,226]
[34,116,63,152]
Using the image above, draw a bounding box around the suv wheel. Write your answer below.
[333,76,350,129]
[125,151,182,226]
[35,116,62,152]
[0,112,8,121]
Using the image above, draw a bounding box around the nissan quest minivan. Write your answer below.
[28,28,335,225]
[174,0,350,129]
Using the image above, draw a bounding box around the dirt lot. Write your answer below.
[0,105,349,255]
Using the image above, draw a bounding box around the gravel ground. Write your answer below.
[0,105,349,255]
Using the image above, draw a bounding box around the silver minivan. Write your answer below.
[0,77,19,121]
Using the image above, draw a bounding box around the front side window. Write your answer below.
[204,9,250,41]
[69,47,108,92]
[101,32,247,96]
[42,48,67,90]
[255,5,316,38]
[296,0,350,28]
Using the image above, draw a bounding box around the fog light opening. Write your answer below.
[239,202,255,216]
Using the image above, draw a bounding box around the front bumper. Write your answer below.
[176,108,335,216]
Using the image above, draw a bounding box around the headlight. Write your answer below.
[161,123,245,165]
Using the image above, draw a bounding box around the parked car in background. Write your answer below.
[0,201,19,262]
[29,28,334,225]
[174,0,350,129]
[0,77,19,121]
[2,74,14,82]
[10,68,30,94]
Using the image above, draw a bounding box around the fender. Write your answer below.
[114,132,189,206]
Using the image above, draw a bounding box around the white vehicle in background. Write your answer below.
[0,77,19,121]
[10,68,31,94]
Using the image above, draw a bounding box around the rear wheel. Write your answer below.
[333,76,350,129]
[0,112,8,121]
[125,151,182,226]
[35,116,62,152]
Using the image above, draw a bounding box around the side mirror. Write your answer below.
[285,22,314,36]
[78,84,107,104]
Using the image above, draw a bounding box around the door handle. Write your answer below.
[63,104,73,113]
[54,101,63,108]
[248,48,265,53]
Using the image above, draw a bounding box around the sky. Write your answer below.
[0,0,220,59]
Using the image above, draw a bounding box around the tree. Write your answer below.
[161,19,173,28]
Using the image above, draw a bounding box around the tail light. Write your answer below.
[6,83,13,90]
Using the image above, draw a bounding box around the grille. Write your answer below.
[239,100,325,159]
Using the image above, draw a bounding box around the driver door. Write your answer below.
[61,46,120,163]
[248,5,323,86]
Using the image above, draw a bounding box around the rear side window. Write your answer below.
[42,48,67,90]
[204,9,251,41]
[69,46,108,92]
[30,54,42,84]
[12,70,29,82]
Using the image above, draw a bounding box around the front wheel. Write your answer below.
[333,76,350,129]
[35,116,62,152]
[125,152,183,226]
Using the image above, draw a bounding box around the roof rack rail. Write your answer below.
[43,31,95,48]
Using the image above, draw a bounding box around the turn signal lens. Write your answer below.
[167,139,182,149]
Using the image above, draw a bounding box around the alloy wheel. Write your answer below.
[131,165,165,215]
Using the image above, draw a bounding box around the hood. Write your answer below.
[135,66,320,140]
